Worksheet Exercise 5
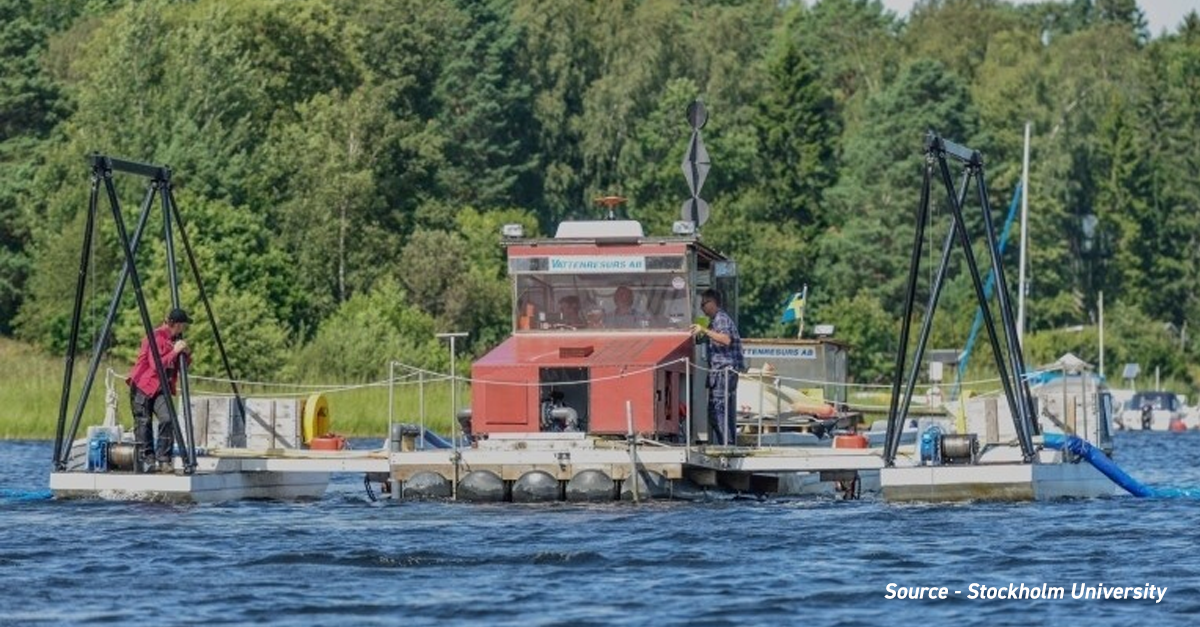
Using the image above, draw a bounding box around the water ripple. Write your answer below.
[2,434,1199,626]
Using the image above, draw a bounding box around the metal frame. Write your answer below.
[883,133,1038,465]
[52,154,246,474]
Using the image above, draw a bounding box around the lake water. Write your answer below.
[2,432,1199,626]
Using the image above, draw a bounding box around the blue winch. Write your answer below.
[919,425,943,466]
[86,430,110,472]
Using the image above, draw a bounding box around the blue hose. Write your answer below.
[1043,434,1200,498]
[417,429,455,450]
[0,488,53,502]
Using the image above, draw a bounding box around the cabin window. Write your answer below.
[511,260,691,332]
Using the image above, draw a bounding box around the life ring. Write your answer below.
[303,394,330,444]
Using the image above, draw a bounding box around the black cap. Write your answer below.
[167,308,191,324]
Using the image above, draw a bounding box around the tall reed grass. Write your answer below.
[1,338,462,439]
[0,338,110,439]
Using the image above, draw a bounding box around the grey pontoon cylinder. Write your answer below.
[566,469,615,502]
[458,469,505,502]
[512,470,560,503]
[620,470,670,501]
[403,471,452,498]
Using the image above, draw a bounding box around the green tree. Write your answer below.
[971,29,1049,184]
[510,0,600,223]
[172,192,303,332]
[14,0,364,352]
[702,190,811,337]
[609,2,774,231]
[789,0,901,118]
[1136,34,1200,331]
[1102,302,1187,382]
[337,0,458,232]
[262,86,401,328]
[53,1,361,208]
[618,78,702,235]
[398,226,512,353]
[1094,0,1149,42]
[818,58,981,315]
[754,38,840,228]
[183,287,291,382]
[455,207,539,280]
[433,0,537,209]
[35,191,298,377]
[1091,90,1153,308]
[0,0,70,143]
[578,0,684,203]
[337,0,458,121]
[454,207,539,351]
[0,0,73,332]
[1035,24,1144,328]
[12,207,115,353]
[813,292,897,382]
[290,280,446,382]
[905,0,1022,83]
[668,0,774,198]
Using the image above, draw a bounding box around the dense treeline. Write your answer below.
[0,0,1197,391]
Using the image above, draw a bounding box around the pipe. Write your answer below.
[549,406,579,431]
[418,429,455,450]
[1042,434,1200,498]
[627,400,639,503]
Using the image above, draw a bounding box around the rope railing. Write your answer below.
[738,369,1036,391]
[188,368,454,398]
[152,360,1029,459]
[183,354,1048,399]
[189,374,384,390]
[181,354,1026,423]
[460,357,693,388]
[190,379,394,398]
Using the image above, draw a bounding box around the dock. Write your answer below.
[49,431,1116,503]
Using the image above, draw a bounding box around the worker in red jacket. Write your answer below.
[127,308,192,473]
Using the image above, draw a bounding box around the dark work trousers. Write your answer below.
[130,387,174,463]
[707,368,739,446]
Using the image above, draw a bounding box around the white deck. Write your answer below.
[881,460,1118,502]
[201,448,389,473]
[48,447,388,503]
[51,434,1124,503]
[50,469,330,503]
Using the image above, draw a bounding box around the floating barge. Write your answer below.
[50,216,1118,503]
[49,429,1117,504]
[48,144,1125,504]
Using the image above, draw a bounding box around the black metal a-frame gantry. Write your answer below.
[882,133,1039,466]
[52,155,246,474]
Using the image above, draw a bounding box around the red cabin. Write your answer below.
[470,220,737,439]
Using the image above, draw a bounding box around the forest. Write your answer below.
[1,0,1197,393]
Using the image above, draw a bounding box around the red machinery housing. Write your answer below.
[469,221,736,438]
[472,333,691,436]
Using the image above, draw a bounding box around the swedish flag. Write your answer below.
[780,291,805,324]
